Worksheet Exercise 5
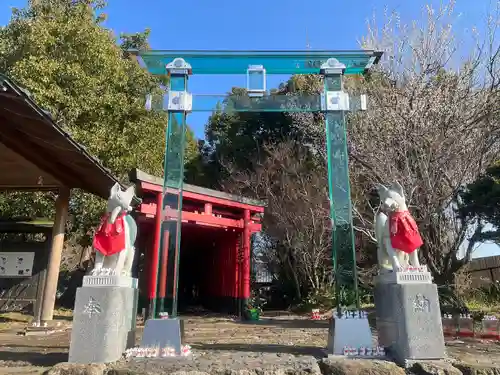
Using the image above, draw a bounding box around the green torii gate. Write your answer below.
[136,50,382,319]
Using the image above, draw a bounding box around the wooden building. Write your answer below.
[468,255,500,287]
[130,169,264,316]
[0,74,123,323]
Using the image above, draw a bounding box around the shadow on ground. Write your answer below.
[239,319,330,329]
[0,313,30,324]
[190,342,327,358]
[1,344,67,350]
[233,309,378,330]
[52,315,73,322]
[0,351,68,367]
[0,317,27,323]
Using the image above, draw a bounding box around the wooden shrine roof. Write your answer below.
[130,168,266,210]
[0,74,121,198]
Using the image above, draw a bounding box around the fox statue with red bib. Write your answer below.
[91,182,137,277]
[373,182,445,365]
[374,182,423,273]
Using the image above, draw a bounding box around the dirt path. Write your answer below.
[0,313,499,374]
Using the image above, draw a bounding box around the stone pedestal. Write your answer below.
[141,318,185,355]
[374,270,445,365]
[68,276,138,364]
[327,314,373,355]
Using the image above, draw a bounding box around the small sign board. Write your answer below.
[0,252,35,277]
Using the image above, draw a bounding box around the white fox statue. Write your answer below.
[91,182,137,277]
[374,182,423,273]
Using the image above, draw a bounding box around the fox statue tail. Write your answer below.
[374,209,387,248]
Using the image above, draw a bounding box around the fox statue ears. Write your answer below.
[110,182,120,197]
[375,183,388,197]
[110,182,135,205]
[375,181,405,199]
[390,181,405,199]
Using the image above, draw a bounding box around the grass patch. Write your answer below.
[465,300,500,316]
[53,307,73,317]
[0,311,32,323]
[0,311,32,330]
[53,307,73,321]
[0,307,73,329]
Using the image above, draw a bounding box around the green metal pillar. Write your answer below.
[321,58,359,312]
[155,58,192,318]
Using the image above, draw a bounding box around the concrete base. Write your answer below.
[374,282,445,365]
[141,318,184,355]
[82,275,138,288]
[68,277,138,364]
[326,316,372,355]
[376,270,432,284]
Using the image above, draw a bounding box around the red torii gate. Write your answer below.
[129,169,264,315]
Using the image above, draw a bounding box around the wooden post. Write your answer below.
[148,191,162,318]
[40,187,70,323]
[240,209,251,311]
[204,203,212,215]
[158,229,169,313]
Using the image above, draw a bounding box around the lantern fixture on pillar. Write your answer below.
[247,65,266,97]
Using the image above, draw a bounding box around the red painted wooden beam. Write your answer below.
[143,197,261,222]
[139,181,265,213]
[136,214,263,232]
[139,203,246,229]
[149,192,162,300]
[248,223,262,232]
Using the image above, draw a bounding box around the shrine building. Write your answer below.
[129,169,264,316]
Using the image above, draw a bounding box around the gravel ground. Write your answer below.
[112,353,323,375]
[0,312,500,374]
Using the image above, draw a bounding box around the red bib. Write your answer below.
[389,210,423,254]
[93,213,127,256]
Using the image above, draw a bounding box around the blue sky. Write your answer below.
[1,0,498,258]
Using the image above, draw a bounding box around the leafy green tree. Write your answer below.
[0,0,199,257]
[205,92,291,173]
[202,75,325,188]
[461,162,500,245]
[120,29,151,53]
